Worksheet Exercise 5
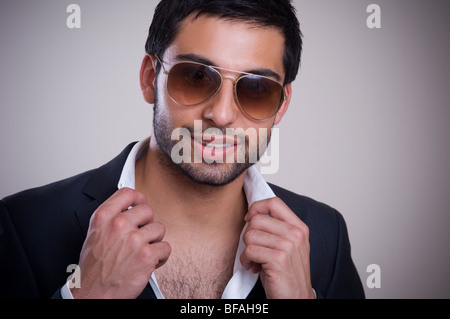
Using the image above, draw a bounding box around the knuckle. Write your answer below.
[139,245,154,261]
[139,245,159,266]
[89,212,102,228]
[274,250,289,266]
[119,187,134,197]
[291,227,303,242]
[111,215,128,232]
[289,225,307,243]
[90,207,108,227]
[244,244,257,257]
[250,213,265,225]
[303,224,310,237]
[243,229,255,243]
[280,238,295,253]
[271,196,283,205]
[128,231,143,247]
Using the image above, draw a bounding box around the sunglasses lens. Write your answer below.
[236,76,284,120]
[167,62,221,106]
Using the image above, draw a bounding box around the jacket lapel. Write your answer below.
[74,142,137,235]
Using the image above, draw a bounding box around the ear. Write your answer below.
[273,83,292,125]
[139,54,157,104]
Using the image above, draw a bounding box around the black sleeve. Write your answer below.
[324,210,365,299]
[0,200,41,298]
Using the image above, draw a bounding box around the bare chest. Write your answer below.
[154,243,237,299]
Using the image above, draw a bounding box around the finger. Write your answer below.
[246,214,310,250]
[243,228,308,273]
[240,244,276,270]
[240,260,261,273]
[151,241,171,269]
[138,221,166,244]
[246,213,293,239]
[244,228,288,251]
[90,188,148,228]
[123,204,155,228]
[245,197,304,228]
[239,248,259,272]
[113,188,147,210]
[102,188,147,216]
[134,240,171,271]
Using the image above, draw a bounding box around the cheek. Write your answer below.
[155,76,182,124]
[239,119,274,145]
[155,86,204,127]
[157,98,204,130]
[244,118,275,137]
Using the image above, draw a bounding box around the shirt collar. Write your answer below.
[117,137,276,299]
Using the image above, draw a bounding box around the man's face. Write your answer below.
[150,15,291,186]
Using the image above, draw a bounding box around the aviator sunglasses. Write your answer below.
[155,55,287,121]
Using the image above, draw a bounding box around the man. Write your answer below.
[0,0,364,299]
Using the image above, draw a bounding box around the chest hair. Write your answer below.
[155,243,237,299]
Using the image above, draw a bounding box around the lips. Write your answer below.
[190,133,241,161]
[193,135,237,149]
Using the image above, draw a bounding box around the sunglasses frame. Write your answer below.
[154,55,287,121]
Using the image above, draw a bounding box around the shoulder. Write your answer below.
[0,171,93,252]
[2,169,93,214]
[1,142,136,228]
[2,142,136,211]
[268,183,344,231]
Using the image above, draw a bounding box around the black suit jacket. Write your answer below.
[0,143,365,299]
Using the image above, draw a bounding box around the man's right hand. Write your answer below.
[71,188,171,299]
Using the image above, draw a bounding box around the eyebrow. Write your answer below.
[174,53,282,82]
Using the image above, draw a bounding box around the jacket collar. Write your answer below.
[75,142,137,235]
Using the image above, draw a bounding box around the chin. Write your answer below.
[177,161,252,187]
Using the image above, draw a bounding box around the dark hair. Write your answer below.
[145,0,303,85]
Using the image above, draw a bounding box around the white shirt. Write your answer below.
[61,137,276,299]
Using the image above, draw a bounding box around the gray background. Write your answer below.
[1,0,449,298]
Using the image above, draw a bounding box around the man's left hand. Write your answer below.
[240,197,315,299]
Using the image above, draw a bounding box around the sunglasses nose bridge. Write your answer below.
[221,74,238,82]
[220,74,241,98]
[202,72,242,126]
[216,73,239,96]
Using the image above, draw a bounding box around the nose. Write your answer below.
[201,76,239,127]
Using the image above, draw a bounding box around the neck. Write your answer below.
[135,137,248,238]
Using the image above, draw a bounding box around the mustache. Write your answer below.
[182,125,249,145]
